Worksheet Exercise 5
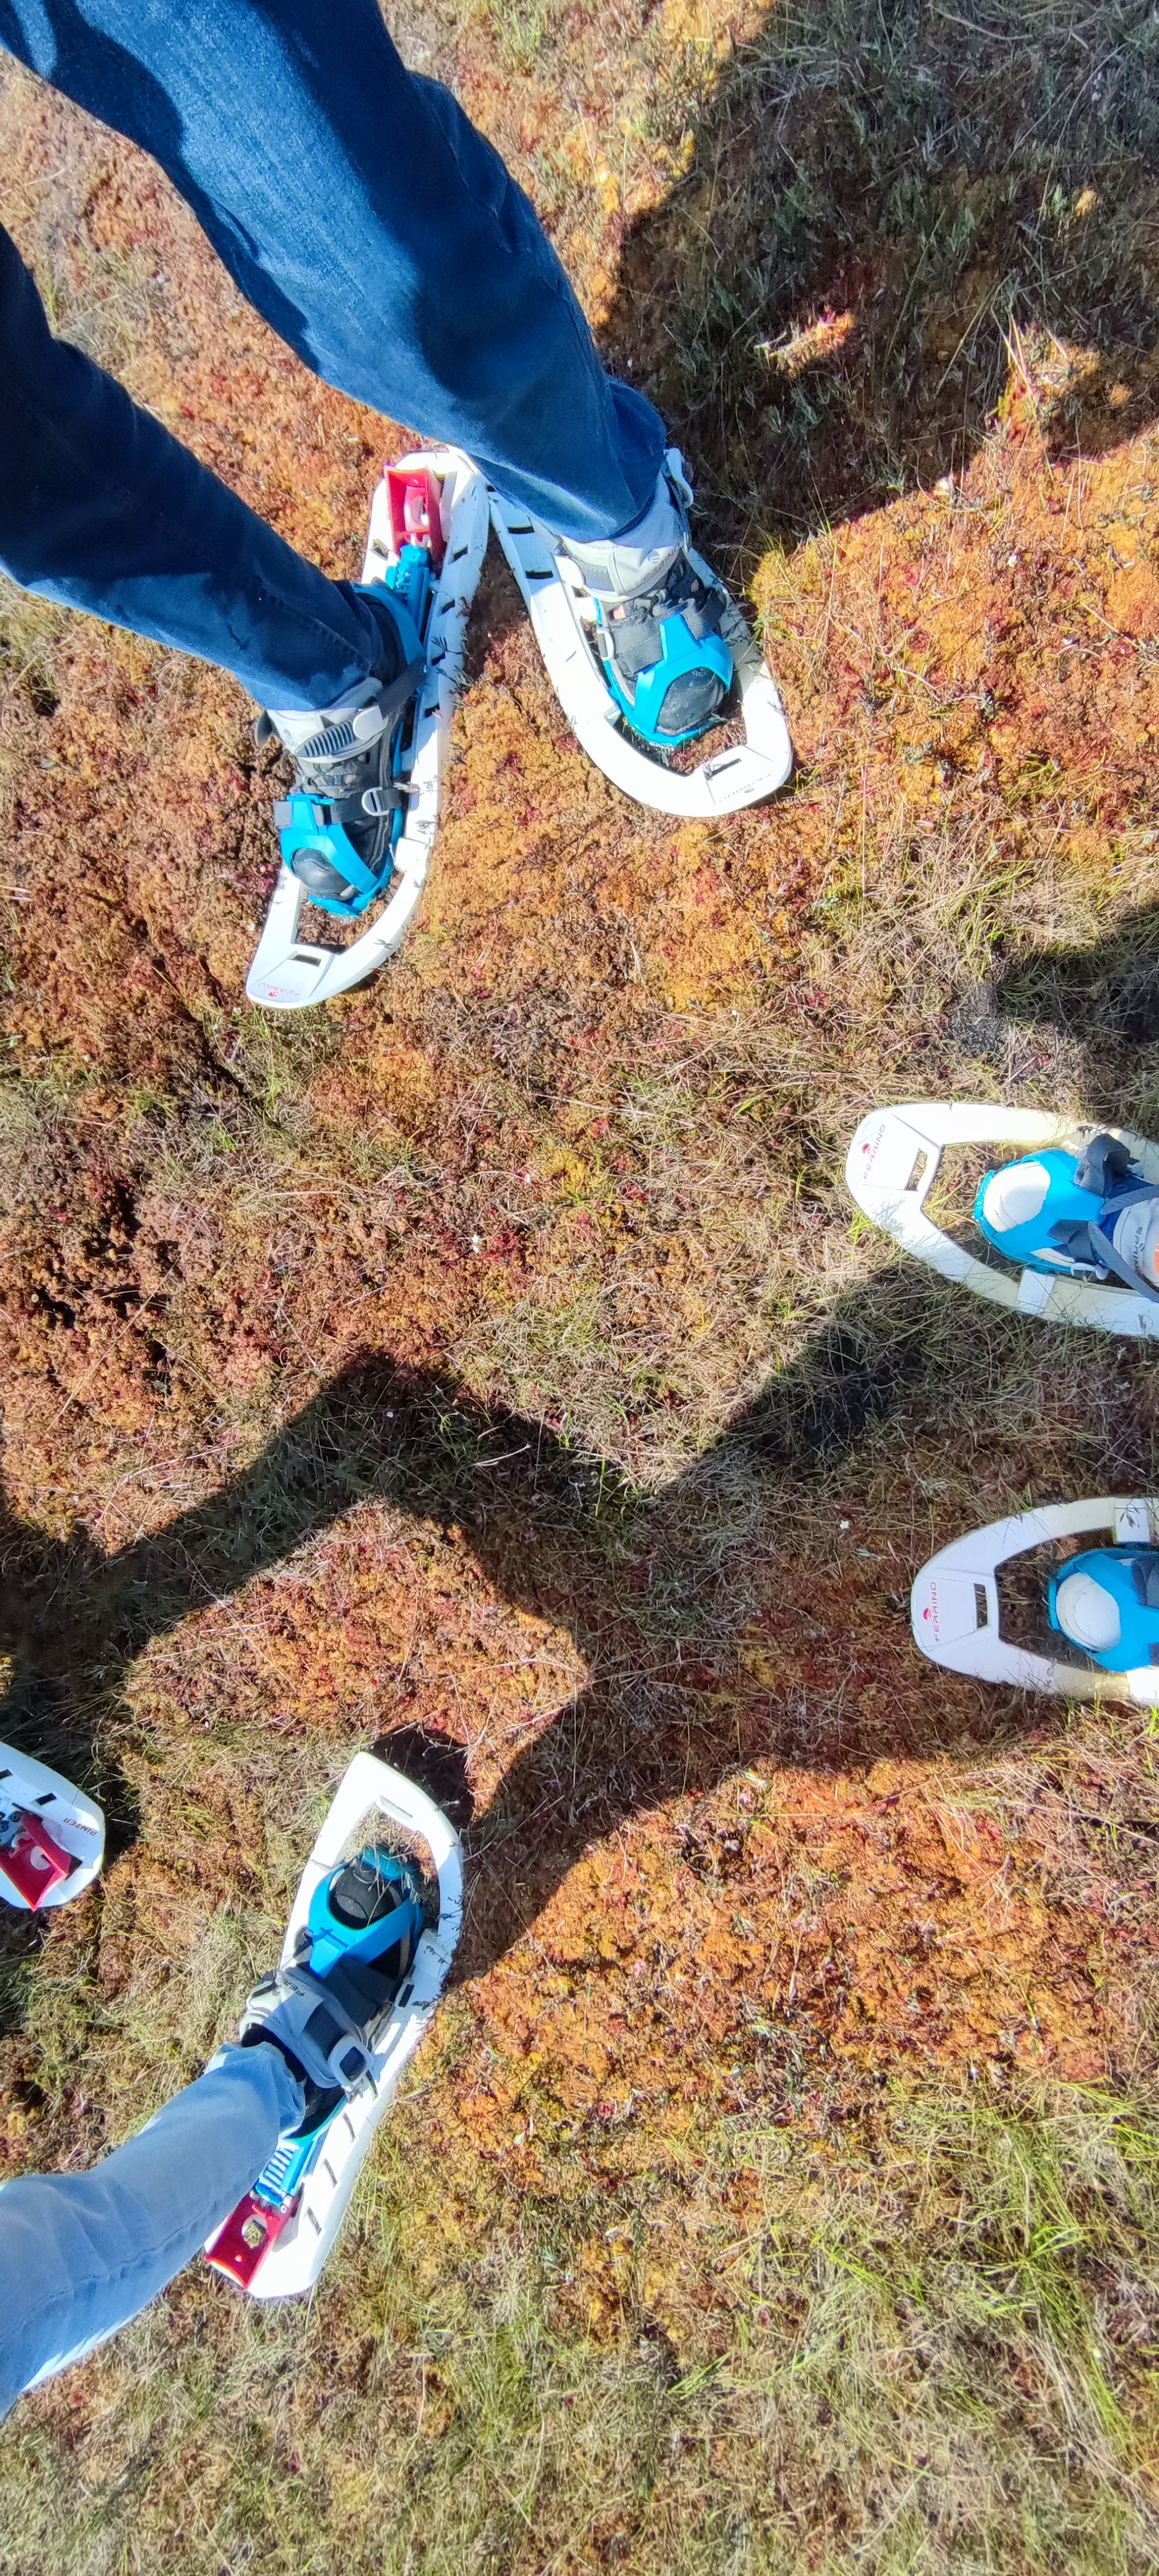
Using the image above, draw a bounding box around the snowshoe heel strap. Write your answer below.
[290,783,409,829]
[293,657,425,764]
[321,1931,421,2026]
[250,1964,383,2092]
[349,656,426,739]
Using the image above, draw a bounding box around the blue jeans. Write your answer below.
[0,2042,303,2419]
[0,0,665,710]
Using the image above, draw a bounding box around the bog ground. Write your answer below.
[2,2,1159,2568]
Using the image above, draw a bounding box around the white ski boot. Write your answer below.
[488,450,793,817]
[246,448,488,1011]
[0,1744,104,1911]
[846,1102,1159,1338]
[912,1497,1159,1705]
[205,1751,462,2299]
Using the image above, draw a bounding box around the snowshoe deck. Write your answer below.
[0,1743,105,1911]
[246,448,487,1010]
[846,1102,1159,1336]
[487,463,794,817]
[911,1497,1159,1702]
[205,1751,462,2300]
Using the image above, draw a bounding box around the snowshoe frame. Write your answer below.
[846,1102,1159,1336]
[487,454,794,817]
[911,1497,1159,1704]
[246,448,488,1011]
[205,1751,462,2300]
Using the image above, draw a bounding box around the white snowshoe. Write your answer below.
[912,1496,1159,1705]
[205,1751,462,2300]
[487,450,794,817]
[0,1743,105,1911]
[846,1102,1159,1337]
[246,448,488,1010]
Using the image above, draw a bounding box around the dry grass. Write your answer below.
[2,0,1159,2565]
[4,2073,1158,2574]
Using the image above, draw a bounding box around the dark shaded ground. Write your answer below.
[4,1255,1157,2008]
[601,0,1159,564]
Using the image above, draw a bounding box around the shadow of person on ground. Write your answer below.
[596,0,1159,566]
[986,899,1159,1125]
[3,1258,1145,1997]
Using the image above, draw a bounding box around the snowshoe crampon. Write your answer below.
[246,448,488,1010]
[912,1497,1159,1704]
[0,1744,104,1911]
[205,1752,462,2300]
[846,1102,1159,1336]
[487,452,793,817]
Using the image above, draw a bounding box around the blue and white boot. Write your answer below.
[846,1103,1159,1339]
[559,458,734,747]
[975,1131,1159,1304]
[206,1751,462,2299]
[260,598,427,921]
[911,1495,1159,1704]
[488,450,793,817]
[238,1842,425,2105]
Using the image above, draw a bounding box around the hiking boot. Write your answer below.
[558,454,733,747]
[259,588,424,910]
[239,1845,425,2137]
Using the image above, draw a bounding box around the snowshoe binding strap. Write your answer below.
[1072,1136,1159,1302]
[273,781,409,833]
[593,558,732,745]
[1073,1132,1139,1195]
[240,1956,402,2094]
[284,657,425,766]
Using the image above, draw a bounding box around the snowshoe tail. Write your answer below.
[0,1744,105,1912]
[487,456,793,817]
[246,449,488,1011]
[205,1752,462,2300]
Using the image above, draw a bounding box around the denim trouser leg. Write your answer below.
[0,2042,303,2421]
[0,0,666,708]
[0,225,401,709]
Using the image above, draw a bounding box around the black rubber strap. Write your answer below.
[291,655,426,764]
[365,655,425,729]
